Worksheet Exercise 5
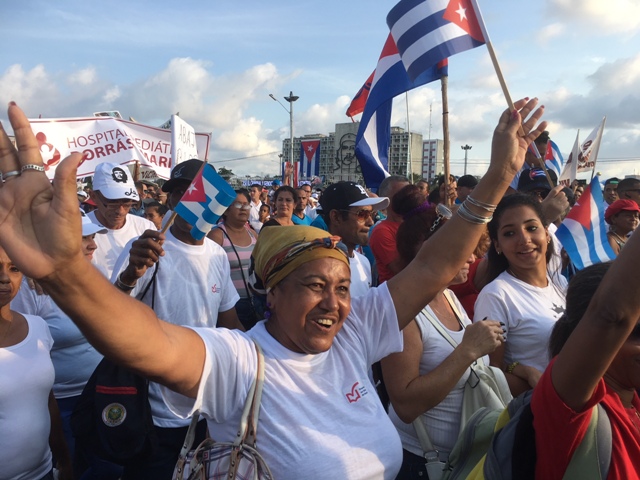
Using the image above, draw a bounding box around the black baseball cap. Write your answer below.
[162,159,203,193]
[320,181,389,213]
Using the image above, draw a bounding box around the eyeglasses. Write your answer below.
[341,209,374,221]
[95,192,134,210]
[231,202,252,210]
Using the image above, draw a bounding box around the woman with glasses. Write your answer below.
[474,194,567,397]
[381,185,505,479]
[209,189,259,330]
[261,186,297,229]
[0,99,545,480]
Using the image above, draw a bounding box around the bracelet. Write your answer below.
[457,202,492,225]
[466,195,497,213]
[506,361,520,375]
[115,274,136,291]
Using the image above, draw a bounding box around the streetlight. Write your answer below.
[269,91,299,185]
[461,144,472,175]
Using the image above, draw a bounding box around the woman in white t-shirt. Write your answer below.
[475,194,567,397]
[0,242,72,480]
[0,98,547,480]
[381,185,505,479]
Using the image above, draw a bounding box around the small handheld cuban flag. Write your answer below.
[173,163,236,240]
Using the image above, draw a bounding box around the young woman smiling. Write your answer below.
[474,194,567,397]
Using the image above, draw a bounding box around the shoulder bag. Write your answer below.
[421,290,512,430]
[172,339,273,480]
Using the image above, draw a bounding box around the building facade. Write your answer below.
[422,139,444,181]
[280,122,424,187]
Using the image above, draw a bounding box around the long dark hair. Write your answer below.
[273,186,298,204]
[486,194,553,282]
[393,185,443,268]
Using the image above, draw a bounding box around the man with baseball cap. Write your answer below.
[111,158,242,478]
[320,181,389,296]
[88,163,155,278]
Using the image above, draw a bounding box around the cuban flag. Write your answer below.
[544,140,564,179]
[173,163,236,240]
[555,176,616,270]
[387,0,486,82]
[300,140,321,179]
[347,71,375,119]
[353,34,447,190]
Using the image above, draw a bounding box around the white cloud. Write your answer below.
[536,23,565,45]
[547,0,640,34]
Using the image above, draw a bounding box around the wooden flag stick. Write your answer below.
[470,0,554,189]
[441,75,451,207]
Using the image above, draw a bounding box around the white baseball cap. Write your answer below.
[81,210,108,236]
[92,163,139,201]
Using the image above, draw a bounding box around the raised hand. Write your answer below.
[0,103,85,280]
[491,98,547,177]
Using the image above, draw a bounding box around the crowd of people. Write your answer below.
[1,98,640,480]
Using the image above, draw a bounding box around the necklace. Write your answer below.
[609,230,627,246]
[0,315,13,347]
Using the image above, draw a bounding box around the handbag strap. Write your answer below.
[176,338,265,460]
[412,417,441,462]
[422,291,487,368]
[237,339,265,448]
[217,224,255,300]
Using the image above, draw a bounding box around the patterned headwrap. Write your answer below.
[252,226,349,290]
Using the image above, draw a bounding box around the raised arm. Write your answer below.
[0,103,205,397]
[552,228,640,411]
[388,98,547,329]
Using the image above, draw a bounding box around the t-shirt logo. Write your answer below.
[345,381,369,404]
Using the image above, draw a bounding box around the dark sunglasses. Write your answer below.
[341,209,374,221]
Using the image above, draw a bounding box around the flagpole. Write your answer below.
[441,74,451,207]
[405,92,413,183]
[589,117,607,182]
[469,0,553,189]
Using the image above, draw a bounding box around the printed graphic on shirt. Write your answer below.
[345,380,369,404]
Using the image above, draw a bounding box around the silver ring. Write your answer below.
[2,171,21,181]
[21,164,46,173]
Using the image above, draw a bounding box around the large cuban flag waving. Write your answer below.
[174,163,236,240]
[299,140,321,179]
[555,175,617,270]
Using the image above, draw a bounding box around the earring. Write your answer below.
[496,249,502,255]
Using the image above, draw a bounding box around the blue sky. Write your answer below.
[2,0,640,179]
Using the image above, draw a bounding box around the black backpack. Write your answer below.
[70,358,156,465]
[71,263,160,465]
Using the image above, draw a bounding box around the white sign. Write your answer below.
[29,116,211,180]
[171,115,199,166]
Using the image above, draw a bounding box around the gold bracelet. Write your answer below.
[506,361,520,375]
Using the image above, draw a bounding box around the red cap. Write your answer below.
[605,199,640,224]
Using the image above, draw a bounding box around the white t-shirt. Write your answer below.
[88,211,156,279]
[389,291,489,457]
[350,250,372,297]
[474,271,567,372]
[162,283,404,479]
[0,314,55,480]
[11,279,102,399]
[249,200,263,232]
[112,228,239,428]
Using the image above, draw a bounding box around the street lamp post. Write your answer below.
[461,144,472,175]
[269,91,299,186]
